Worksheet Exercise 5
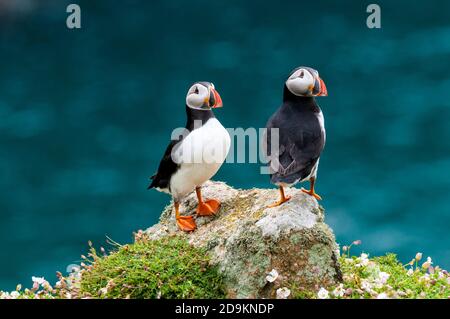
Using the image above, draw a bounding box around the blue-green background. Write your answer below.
[0,0,449,290]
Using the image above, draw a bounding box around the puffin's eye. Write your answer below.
[299,71,304,78]
[194,87,199,94]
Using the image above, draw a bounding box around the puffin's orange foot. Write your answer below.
[301,188,322,200]
[267,196,291,208]
[196,199,221,216]
[176,216,197,232]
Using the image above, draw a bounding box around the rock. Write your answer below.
[145,181,342,298]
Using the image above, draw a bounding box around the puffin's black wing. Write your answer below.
[148,105,216,191]
[265,108,325,184]
[147,139,180,190]
[148,106,215,190]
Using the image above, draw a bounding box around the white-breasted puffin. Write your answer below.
[265,66,327,207]
[148,82,230,232]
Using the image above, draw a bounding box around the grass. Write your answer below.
[78,236,225,299]
[1,237,449,299]
[325,254,450,299]
[292,244,450,299]
[1,235,226,299]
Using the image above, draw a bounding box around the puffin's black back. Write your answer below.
[148,106,215,190]
[265,86,325,184]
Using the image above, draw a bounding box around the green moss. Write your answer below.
[80,236,225,299]
[289,233,301,245]
[373,254,450,299]
[290,284,317,299]
[305,243,337,279]
[2,244,449,300]
[290,252,450,299]
[325,253,449,299]
[220,224,271,298]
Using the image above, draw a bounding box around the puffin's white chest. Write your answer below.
[170,118,230,200]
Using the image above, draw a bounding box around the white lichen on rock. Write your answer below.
[145,181,342,298]
[256,201,318,239]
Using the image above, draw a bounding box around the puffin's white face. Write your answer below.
[285,67,328,97]
[286,68,315,96]
[186,82,223,110]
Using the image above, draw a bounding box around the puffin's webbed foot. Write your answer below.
[174,201,196,232]
[301,177,322,200]
[176,215,197,232]
[195,187,220,217]
[196,199,221,216]
[268,186,291,208]
[301,188,322,200]
[268,196,291,208]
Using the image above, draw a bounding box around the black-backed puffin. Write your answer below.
[148,82,230,232]
[265,66,327,207]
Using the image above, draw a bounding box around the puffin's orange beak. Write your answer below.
[211,88,223,108]
[317,77,328,96]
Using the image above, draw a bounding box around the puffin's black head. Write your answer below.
[285,66,328,97]
[186,82,223,110]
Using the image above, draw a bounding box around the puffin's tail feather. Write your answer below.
[147,174,156,190]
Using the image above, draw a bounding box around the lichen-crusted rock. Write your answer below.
[145,181,342,298]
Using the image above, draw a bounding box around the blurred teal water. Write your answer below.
[0,0,449,290]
